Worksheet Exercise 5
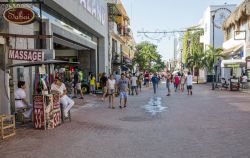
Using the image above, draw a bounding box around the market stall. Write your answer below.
[8,60,79,130]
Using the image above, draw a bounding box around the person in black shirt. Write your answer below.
[73,69,84,99]
[100,72,108,101]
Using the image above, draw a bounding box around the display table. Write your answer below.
[230,78,240,91]
[33,93,61,130]
[0,115,16,140]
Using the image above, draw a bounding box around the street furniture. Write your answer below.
[0,115,16,140]
[230,78,240,91]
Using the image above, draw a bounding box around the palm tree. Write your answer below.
[204,45,223,74]
[187,51,206,84]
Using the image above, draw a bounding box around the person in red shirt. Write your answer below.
[144,72,150,87]
[174,74,180,92]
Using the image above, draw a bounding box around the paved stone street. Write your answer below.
[1,83,250,158]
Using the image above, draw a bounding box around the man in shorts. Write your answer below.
[186,72,193,95]
[118,73,129,109]
[73,69,84,99]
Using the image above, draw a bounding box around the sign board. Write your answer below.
[52,93,60,109]
[8,49,44,61]
[79,0,106,25]
[3,7,36,25]
[33,95,46,129]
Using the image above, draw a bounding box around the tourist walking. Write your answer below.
[151,73,158,94]
[186,72,193,95]
[174,74,180,92]
[131,73,138,95]
[118,73,129,109]
[166,70,171,96]
[180,74,186,92]
[107,75,116,109]
[100,72,108,101]
[144,71,150,87]
[73,69,84,99]
[89,73,96,95]
[137,73,143,92]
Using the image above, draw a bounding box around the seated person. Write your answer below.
[15,81,32,118]
[51,77,74,117]
[221,78,229,89]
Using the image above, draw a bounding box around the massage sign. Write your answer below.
[3,7,36,25]
[8,49,44,61]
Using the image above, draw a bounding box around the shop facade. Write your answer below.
[0,0,108,114]
[222,0,250,86]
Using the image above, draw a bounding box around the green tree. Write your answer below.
[182,31,191,64]
[204,45,223,74]
[133,41,163,72]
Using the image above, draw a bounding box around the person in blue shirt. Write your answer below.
[151,73,158,94]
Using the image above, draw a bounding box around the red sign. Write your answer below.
[52,93,60,109]
[3,7,36,25]
[9,49,44,61]
[33,95,45,129]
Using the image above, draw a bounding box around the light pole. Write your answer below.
[211,11,215,90]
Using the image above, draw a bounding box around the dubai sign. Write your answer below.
[3,7,36,25]
[8,49,44,61]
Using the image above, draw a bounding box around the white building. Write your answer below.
[198,4,236,82]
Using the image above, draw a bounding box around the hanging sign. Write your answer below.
[3,7,36,25]
[8,49,44,61]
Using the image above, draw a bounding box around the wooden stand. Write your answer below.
[0,115,16,140]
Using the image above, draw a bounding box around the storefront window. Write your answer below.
[32,7,97,43]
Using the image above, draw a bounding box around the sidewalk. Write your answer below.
[202,83,250,95]
[71,94,103,112]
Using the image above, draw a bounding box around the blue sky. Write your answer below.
[121,0,242,60]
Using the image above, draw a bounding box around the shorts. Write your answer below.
[166,82,170,89]
[103,86,108,93]
[187,85,192,90]
[108,89,115,95]
[76,83,81,90]
[120,91,128,99]
[73,82,77,88]
[90,85,95,91]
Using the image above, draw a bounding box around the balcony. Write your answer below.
[112,53,121,65]
[109,22,119,35]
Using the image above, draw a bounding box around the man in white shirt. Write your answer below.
[242,73,248,89]
[131,73,138,95]
[51,77,74,117]
[186,72,193,95]
[15,81,32,118]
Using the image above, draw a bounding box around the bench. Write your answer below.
[0,115,16,140]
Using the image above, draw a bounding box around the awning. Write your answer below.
[7,60,79,68]
[222,43,244,56]
[221,59,246,67]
